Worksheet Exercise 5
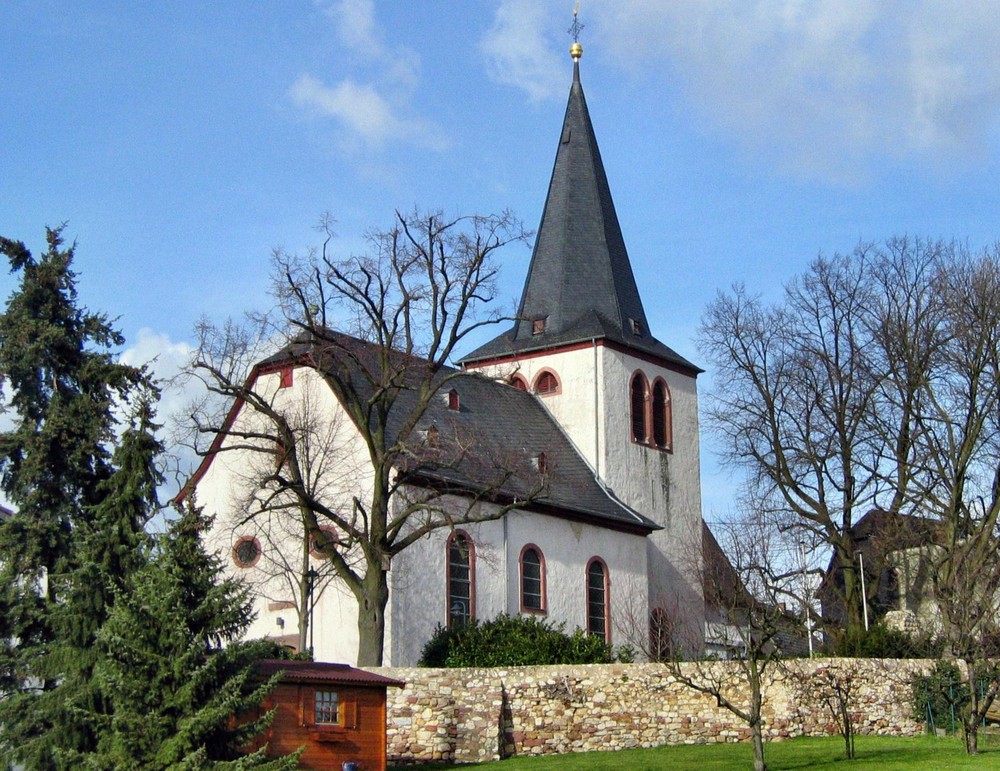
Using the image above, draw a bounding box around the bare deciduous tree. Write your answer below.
[701,238,1000,754]
[667,508,803,771]
[183,209,542,666]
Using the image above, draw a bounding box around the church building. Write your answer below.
[190,43,705,666]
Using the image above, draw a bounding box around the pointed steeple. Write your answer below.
[462,46,698,373]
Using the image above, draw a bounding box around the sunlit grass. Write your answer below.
[390,733,1000,770]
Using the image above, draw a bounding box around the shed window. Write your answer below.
[447,532,474,628]
[314,690,339,724]
[587,558,609,641]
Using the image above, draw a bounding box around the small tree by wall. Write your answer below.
[667,508,804,771]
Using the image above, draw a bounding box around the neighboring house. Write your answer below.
[246,660,403,771]
[189,48,706,665]
[818,509,939,634]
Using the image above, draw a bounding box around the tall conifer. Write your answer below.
[0,226,151,768]
[91,504,298,769]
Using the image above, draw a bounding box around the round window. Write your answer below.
[309,526,338,559]
[233,536,261,568]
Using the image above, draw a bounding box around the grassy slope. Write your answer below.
[390,734,1000,770]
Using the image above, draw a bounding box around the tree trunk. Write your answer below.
[749,664,767,771]
[752,724,767,771]
[355,567,390,666]
[964,719,979,754]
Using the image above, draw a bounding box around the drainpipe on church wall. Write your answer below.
[593,339,600,477]
[503,512,510,614]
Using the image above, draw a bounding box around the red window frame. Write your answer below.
[447,530,475,628]
[520,544,546,614]
[586,557,610,642]
[533,369,560,396]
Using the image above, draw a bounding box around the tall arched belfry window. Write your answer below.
[630,372,649,443]
[651,378,672,451]
[447,531,475,628]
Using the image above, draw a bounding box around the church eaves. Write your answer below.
[461,54,699,374]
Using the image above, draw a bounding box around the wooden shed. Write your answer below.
[249,659,404,771]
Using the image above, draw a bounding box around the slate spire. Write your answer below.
[461,45,698,373]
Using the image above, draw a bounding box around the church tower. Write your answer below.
[461,41,705,649]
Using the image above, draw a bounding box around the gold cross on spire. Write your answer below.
[568,2,584,60]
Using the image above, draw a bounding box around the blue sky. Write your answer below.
[5,1,1000,519]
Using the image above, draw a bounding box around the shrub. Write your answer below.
[418,614,623,667]
[836,623,940,658]
[912,660,969,734]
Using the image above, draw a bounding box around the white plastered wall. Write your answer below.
[469,343,705,652]
[195,365,373,665]
[387,496,650,665]
[600,348,705,651]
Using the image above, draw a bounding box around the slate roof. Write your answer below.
[460,59,699,374]
[261,331,659,534]
[255,659,404,688]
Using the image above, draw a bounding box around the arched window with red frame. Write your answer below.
[510,374,529,391]
[630,371,649,443]
[586,557,610,641]
[447,531,475,628]
[520,544,546,613]
[533,369,560,396]
[651,378,672,451]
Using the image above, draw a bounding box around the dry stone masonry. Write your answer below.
[376,659,931,764]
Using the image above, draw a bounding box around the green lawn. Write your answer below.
[389,734,1000,770]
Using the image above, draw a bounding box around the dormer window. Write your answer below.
[447,388,460,411]
[532,317,547,335]
[631,319,642,336]
[421,425,439,448]
[533,452,548,474]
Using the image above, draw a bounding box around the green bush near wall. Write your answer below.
[418,614,633,667]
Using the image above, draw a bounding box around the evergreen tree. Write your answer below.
[52,393,163,766]
[89,504,299,769]
[0,226,152,768]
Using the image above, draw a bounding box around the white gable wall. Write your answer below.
[195,365,373,665]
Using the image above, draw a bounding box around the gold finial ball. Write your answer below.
[570,41,583,61]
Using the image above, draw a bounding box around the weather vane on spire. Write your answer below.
[568,2,584,61]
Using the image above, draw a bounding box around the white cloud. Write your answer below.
[295,0,442,153]
[481,0,566,102]
[121,328,196,427]
[589,0,1000,181]
[289,74,448,152]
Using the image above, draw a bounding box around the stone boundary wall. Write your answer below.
[374,658,933,764]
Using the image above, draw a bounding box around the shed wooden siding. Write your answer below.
[255,682,389,770]
[245,660,403,771]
